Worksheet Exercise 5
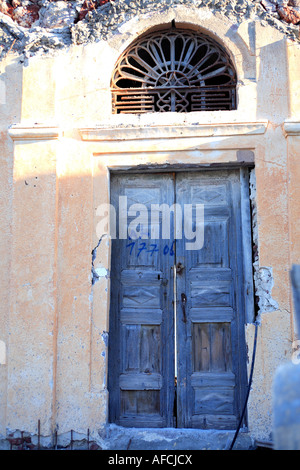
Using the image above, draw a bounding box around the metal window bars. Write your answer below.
[111,29,237,114]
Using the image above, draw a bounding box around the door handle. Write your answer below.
[181,293,187,323]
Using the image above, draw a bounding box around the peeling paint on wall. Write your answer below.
[101,331,108,347]
[91,235,104,285]
[250,169,279,315]
[254,266,279,312]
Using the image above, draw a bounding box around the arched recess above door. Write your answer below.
[111,27,237,114]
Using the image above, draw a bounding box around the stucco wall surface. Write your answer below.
[0,1,300,449]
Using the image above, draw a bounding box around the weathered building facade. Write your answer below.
[0,0,300,450]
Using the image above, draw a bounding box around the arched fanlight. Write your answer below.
[111,28,237,114]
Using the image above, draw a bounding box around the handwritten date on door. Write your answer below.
[126,240,175,257]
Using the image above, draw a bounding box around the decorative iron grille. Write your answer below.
[111,28,237,114]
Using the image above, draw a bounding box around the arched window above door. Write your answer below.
[111,28,237,114]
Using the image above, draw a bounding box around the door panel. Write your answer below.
[175,170,247,429]
[108,173,175,428]
[108,170,249,430]
[192,322,232,373]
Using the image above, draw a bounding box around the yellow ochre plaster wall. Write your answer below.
[0,7,300,447]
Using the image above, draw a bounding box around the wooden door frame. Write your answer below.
[107,166,255,429]
[80,121,266,427]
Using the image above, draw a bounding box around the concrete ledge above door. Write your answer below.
[79,121,268,142]
[78,121,268,164]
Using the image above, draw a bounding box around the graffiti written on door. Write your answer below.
[126,239,176,257]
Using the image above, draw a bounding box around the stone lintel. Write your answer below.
[8,124,61,141]
[79,121,269,142]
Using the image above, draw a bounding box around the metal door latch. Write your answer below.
[176,262,184,275]
[181,293,187,323]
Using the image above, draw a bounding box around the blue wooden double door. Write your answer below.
[108,170,249,429]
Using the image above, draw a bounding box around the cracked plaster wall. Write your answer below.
[250,169,279,316]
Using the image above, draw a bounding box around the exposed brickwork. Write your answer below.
[0,0,113,28]
[77,0,112,22]
[278,4,300,23]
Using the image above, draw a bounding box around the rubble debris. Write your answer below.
[260,0,300,24]
[277,5,300,24]
[38,1,79,29]
[0,0,299,59]
[0,0,14,17]
[260,0,277,13]
[12,4,39,28]
[77,0,111,22]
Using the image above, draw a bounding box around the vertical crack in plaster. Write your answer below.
[90,236,109,390]
[91,235,106,285]
[250,169,279,316]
